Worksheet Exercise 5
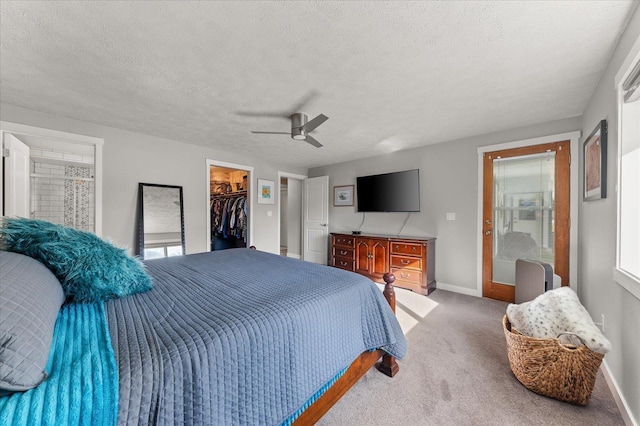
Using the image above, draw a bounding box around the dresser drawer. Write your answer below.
[332,257,355,271]
[390,254,422,270]
[390,242,424,256]
[334,235,355,247]
[391,267,423,285]
[333,247,355,259]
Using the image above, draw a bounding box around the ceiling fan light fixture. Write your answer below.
[291,112,308,140]
[292,133,306,140]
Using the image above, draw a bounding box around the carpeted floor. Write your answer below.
[318,288,624,426]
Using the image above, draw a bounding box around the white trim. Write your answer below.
[614,267,640,300]
[0,122,104,236]
[476,131,581,297]
[614,34,640,87]
[277,171,308,259]
[601,359,638,426]
[286,253,301,260]
[0,121,104,146]
[206,159,254,250]
[614,34,640,301]
[436,282,481,297]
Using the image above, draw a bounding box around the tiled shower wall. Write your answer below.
[30,158,95,232]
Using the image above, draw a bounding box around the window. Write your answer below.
[614,37,640,299]
[144,245,183,259]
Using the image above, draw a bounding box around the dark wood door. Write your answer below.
[369,239,389,280]
[482,141,570,302]
[355,239,371,276]
[354,238,389,279]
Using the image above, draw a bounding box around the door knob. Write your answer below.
[485,230,492,235]
[320,223,327,227]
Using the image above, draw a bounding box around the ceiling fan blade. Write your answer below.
[237,111,291,119]
[251,131,291,135]
[290,90,318,112]
[235,91,318,119]
[301,114,328,132]
[304,135,323,148]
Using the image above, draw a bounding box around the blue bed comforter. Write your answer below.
[106,248,407,425]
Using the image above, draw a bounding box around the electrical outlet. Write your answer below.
[600,314,605,332]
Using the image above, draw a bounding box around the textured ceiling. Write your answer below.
[0,1,636,169]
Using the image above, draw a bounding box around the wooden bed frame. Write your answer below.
[293,272,400,424]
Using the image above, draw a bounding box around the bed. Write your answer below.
[0,243,407,425]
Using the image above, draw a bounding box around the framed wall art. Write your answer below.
[583,119,607,201]
[257,179,275,204]
[333,185,354,207]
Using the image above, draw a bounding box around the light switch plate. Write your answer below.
[446,212,456,221]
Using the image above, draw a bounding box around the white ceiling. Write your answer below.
[0,1,637,169]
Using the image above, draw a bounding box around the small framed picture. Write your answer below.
[583,120,607,201]
[333,185,354,206]
[257,179,275,204]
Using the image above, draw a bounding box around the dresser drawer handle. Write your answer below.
[340,261,348,266]
[340,250,348,255]
[401,273,410,278]
[412,247,417,252]
[401,260,410,265]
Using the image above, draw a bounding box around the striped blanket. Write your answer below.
[0,303,118,426]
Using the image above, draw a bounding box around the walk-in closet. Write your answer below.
[209,165,249,251]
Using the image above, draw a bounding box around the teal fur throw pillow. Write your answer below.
[0,218,152,303]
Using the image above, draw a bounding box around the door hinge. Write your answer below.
[3,148,9,158]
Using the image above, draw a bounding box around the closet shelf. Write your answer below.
[210,190,247,199]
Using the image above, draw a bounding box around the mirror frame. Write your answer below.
[137,182,185,259]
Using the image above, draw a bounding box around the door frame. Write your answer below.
[206,159,254,250]
[476,131,581,297]
[0,121,104,236]
[277,171,307,259]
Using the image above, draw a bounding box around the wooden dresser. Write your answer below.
[331,233,436,295]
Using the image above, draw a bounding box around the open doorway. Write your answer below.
[278,172,306,259]
[1,122,103,235]
[207,160,253,251]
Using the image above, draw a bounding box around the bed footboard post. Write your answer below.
[377,272,399,377]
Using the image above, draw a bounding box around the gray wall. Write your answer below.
[0,103,306,255]
[579,6,640,423]
[308,9,640,420]
[309,116,581,294]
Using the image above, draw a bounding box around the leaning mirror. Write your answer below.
[138,183,185,259]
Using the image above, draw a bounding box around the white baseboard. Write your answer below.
[286,253,301,259]
[601,360,637,426]
[435,282,482,297]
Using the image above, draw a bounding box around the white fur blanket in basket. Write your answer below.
[506,287,611,354]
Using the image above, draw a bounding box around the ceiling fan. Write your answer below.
[251,112,329,148]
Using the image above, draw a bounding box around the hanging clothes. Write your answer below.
[210,193,248,250]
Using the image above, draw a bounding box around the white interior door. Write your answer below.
[303,175,329,264]
[3,133,30,217]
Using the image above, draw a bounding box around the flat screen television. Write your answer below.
[356,169,420,212]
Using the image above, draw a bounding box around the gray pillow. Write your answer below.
[0,250,65,394]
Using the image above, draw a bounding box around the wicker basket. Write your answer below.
[502,315,604,405]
